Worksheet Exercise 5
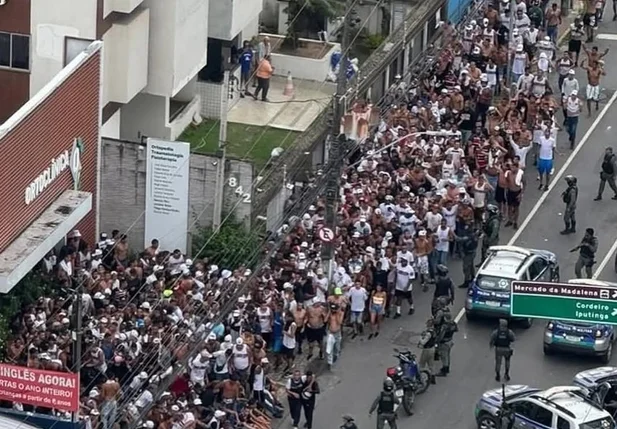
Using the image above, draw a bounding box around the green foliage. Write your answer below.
[283,0,345,50]
[191,222,263,270]
[363,33,386,51]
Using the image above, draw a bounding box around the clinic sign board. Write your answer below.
[0,364,79,412]
[144,138,190,253]
[511,281,617,324]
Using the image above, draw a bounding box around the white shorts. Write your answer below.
[586,84,600,101]
[416,255,429,275]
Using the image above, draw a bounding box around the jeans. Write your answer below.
[326,330,342,365]
[598,173,617,197]
[566,116,579,144]
[101,400,117,429]
[547,25,558,43]
[437,250,449,265]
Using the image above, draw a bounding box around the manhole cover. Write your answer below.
[392,329,422,347]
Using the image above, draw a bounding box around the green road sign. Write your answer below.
[511,281,617,323]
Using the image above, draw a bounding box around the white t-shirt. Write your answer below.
[538,135,556,160]
[425,212,443,232]
[347,287,368,312]
[395,263,416,291]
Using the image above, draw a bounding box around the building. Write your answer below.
[0,42,102,293]
[0,0,263,141]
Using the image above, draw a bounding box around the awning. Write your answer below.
[0,190,92,293]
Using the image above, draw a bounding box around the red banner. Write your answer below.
[0,364,80,412]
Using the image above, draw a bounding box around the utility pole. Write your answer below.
[322,0,353,280]
[212,70,230,230]
[71,283,83,423]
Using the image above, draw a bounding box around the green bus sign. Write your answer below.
[510,281,617,323]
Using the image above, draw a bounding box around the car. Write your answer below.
[573,367,617,390]
[475,385,615,429]
[465,245,560,328]
[544,279,617,363]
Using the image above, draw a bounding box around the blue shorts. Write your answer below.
[538,158,553,175]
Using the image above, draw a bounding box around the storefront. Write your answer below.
[0,41,102,293]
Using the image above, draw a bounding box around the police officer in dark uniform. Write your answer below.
[489,319,515,382]
[456,223,480,288]
[432,265,455,314]
[480,204,500,265]
[561,175,578,235]
[436,310,458,376]
[571,228,599,279]
[369,378,400,429]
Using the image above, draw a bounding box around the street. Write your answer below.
[298,17,617,429]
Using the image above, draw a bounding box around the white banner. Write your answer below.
[145,138,191,254]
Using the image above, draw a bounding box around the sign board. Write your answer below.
[0,364,79,412]
[145,139,191,253]
[511,281,617,323]
[318,227,334,242]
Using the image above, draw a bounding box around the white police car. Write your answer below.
[475,385,615,429]
[544,280,617,363]
[465,245,560,328]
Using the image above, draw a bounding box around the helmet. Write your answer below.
[383,377,395,391]
[565,175,577,185]
[487,204,499,215]
[436,264,449,276]
[438,296,450,307]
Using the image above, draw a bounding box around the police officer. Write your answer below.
[433,296,451,330]
[436,310,458,377]
[561,175,578,235]
[432,265,455,314]
[489,319,515,382]
[341,415,358,429]
[456,223,479,288]
[418,318,437,385]
[594,147,617,201]
[368,378,400,429]
[480,204,500,265]
[570,228,598,279]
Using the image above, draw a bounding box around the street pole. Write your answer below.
[322,0,353,281]
[505,0,516,88]
[212,70,230,230]
[71,284,83,423]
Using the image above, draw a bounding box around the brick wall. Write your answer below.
[99,138,253,253]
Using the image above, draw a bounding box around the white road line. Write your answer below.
[454,91,617,325]
[593,239,617,279]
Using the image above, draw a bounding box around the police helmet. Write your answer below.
[436,264,449,276]
[565,175,577,185]
[486,204,499,215]
[438,296,450,307]
[383,377,395,391]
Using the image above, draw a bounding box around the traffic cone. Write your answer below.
[283,71,294,96]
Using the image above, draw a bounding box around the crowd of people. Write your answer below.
[1,1,611,429]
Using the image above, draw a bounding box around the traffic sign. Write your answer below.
[510,281,617,323]
[318,227,334,243]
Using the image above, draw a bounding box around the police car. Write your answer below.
[475,385,615,429]
[465,245,560,328]
[543,280,617,363]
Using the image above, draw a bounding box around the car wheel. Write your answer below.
[543,344,553,355]
[477,412,498,429]
[466,311,477,322]
[602,342,613,364]
[521,318,533,329]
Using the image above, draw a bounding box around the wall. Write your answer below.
[196,66,241,119]
[119,92,168,141]
[100,138,253,252]
[0,49,101,252]
[208,0,263,41]
[30,0,98,97]
[102,109,121,138]
[0,0,31,123]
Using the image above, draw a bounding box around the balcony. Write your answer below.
[103,0,144,17]
[208,0,263,41]
[102,7,150,105]
[143,0,210,98]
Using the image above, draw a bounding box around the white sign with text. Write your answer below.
[145,139,190,254]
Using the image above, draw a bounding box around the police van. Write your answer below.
[543,279,617,363]
[465,245,560,328]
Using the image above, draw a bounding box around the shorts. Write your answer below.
[586,84,600,101]
[507,189,521,207]
[537,158,553,175]
[568,39,582,53]
[416,255,429,275]
[370,303,384,315]
[305,326,325,343]
[350,311,363,323]
[282,346,295,358]
[495,185,507,204]
[583,13,593,26]
[394,289,412,300]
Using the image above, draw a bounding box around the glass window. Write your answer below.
[0,32,10,67]
[11,34,30,70]
[528,258,548,280]
[534,405,553,427]
[511,400,536,419]
[557,417,571,429]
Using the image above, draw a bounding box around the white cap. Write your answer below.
[283,282,293,289]
[214,410,226,418]
[236,337,244,345]
[141,302,151,310]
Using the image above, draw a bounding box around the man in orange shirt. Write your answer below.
[254,55,274,102]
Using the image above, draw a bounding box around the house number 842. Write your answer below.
[228,177,251,203]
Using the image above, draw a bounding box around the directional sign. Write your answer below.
[510,281,617,323]
[318,227,334,243]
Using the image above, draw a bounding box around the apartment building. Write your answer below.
[0,0,263,140]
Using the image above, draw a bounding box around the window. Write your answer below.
[511,400,553,427]
[557,417,571,429]
[528,258,548,280]
[64,37,93,66]
[511,400,536,419]
[534,405,553,427]
[0,31,30,70]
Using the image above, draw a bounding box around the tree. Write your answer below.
[283,0,345,50]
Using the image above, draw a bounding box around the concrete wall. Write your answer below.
[208,0,263,41]
[100,138,253,252]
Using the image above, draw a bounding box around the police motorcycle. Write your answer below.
[385,348,430,414]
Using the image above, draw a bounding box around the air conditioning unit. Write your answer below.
[0,0,7,6]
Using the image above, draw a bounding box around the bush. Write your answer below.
[191,222,264,270]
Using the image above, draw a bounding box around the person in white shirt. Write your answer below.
[393,257,416,318]
[190,351,211,386]
[537,128,556,190]
[424,205,443,232]
[508,132,533,169]
[353,215,372,236]
[346,283,368,338]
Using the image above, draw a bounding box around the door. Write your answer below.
[510,400,553,429]
[528,257,550,281]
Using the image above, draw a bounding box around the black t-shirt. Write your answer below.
[459,108,476,130]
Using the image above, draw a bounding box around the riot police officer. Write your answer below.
[418,318,437,385]
[456,223,479,288]
[489,319,515,382]
[571,228,598,279]
[369,378,400,429]
[561,175,578,235]
[480,204,501,264]
[432,264,455,313]
[436,310,458,376]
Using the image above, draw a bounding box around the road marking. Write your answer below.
[454,90,617,325]
[593,238,617,279]
[597,34,617,40]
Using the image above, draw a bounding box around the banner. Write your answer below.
[0,364,79,412]
[145,139,191,253]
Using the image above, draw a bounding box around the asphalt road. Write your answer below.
[277,17,617,429]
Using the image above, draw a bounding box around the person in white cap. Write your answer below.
[190,350,211,386]
[564,89,583,149]
[208,410,226,429]
[230,337,251,381]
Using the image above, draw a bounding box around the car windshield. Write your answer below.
[476,275,512,291]
[580,417,615,429]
